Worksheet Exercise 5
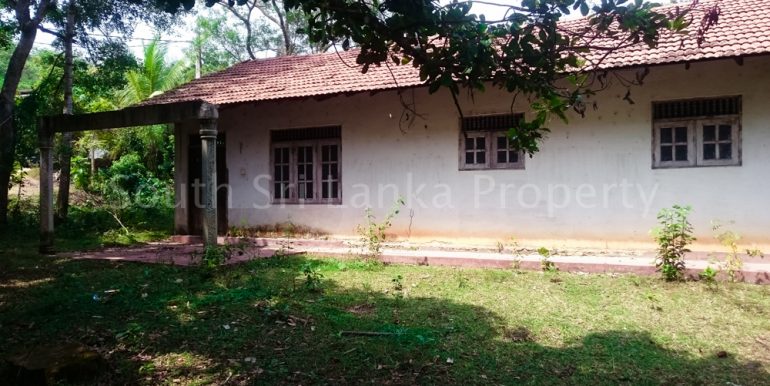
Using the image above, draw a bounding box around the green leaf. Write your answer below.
[580,2,589,17]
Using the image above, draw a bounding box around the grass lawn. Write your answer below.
[1,244,769,385]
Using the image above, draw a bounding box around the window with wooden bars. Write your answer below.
[459,113,525,170]
[271,127,342,204]
[652,97,741,168]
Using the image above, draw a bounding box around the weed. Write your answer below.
[227,221,328,239]
[509,237,523,270]
[9,162,28,217]
[193,241,250,269]
[300,263,324,292]
[456,273,470,289]
[197,245,230,268]
[356,197,405,258]
[652,205,694,281]
[712,221,765,282]
[699,265,719,287]
[644,291,663,311]
[274,239,293,258]
[391,274,404,300]
[538,247,557,272]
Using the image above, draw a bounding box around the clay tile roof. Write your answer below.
[146,0,770,106]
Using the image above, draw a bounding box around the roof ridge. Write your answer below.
[143,0,768,107]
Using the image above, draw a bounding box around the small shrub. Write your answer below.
[198,245,230,268]
[273,239,292,258]
[9,161,27,217]
[300,263,324,292]
[699,265,719,286]
[538,247,557,272]
[508,237,523,271]
[712,221,765,283]
[652,205,694,281]
[193,241,251,269]
[456,273,469,289]
[356,197,405,258]
[391,274,404,300]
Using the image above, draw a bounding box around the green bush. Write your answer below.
[652,205,695,281]
[198,245,230,268]
[699,265,718,286]
[102,153,150,195]
[300,262,324,292]
[71,155,92,191]
[81,153,175,232]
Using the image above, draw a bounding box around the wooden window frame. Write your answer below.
[317,138,342,204]
[270,138,342,205]
[652,120,696,168]
[652,115,741,169]
[696,117,741,167]
[459,130,525,170]
[492,132,525,169]
[272,145,292,202]
[459,131,490,170]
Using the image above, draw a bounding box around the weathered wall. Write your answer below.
[178,56,770,248]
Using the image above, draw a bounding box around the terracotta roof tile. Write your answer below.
[146,0,769,106]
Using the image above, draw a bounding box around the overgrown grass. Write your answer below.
[1,197,172,252]
[1,247,768,385]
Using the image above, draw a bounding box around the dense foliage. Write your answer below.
[3,36,184,236]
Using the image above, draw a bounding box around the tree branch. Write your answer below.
[38,24,63,39]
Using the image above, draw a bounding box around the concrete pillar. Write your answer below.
[173,123,189,235]
[199,118,218,246]
[39,127,55,254]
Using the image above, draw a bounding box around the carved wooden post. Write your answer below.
[199,104,219,246]
[39,125,55,254]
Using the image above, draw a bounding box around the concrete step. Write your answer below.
[167,235,770,284]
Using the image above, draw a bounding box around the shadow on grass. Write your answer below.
[0,254,767,385]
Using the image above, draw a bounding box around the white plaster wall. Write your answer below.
[217,56,770,247]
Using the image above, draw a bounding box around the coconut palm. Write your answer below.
[118,38,188,107]
[105,38,189,176]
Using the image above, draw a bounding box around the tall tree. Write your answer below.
[0,0,55,225]
[188,11,251,76]
[0,0,177,224]
[56,0,74,220]
[213,0,327,58]
[34,0,175,221]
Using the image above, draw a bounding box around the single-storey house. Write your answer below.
[38,0,770,250]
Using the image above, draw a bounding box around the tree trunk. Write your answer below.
[271,0,292,56]
[56,2,75,221]
[0,0,45,225]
